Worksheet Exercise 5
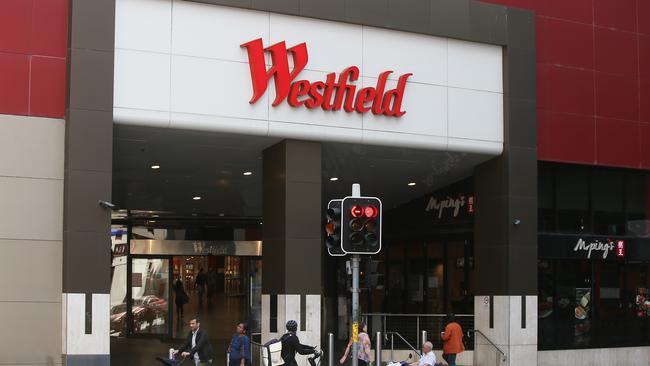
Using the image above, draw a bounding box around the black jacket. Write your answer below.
[180,328,214,362]
[280,332,315,366]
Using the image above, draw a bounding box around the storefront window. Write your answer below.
[626,173,650,237]
[131,258,170,335]
[426,242,444,314]
[592,170,625,235]
[538,164,555,232]
[556,166,590,233]
[110,226,129,337]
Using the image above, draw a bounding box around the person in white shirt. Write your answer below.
[173,317,214,365]
[410,341,436,366]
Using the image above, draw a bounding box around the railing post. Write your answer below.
[375,331,382,366]
[421,330,427,346]
[329,333,335,366]
[416,316,420,346]
[390,334,394,362]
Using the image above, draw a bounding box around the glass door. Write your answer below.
[128,257,171,336]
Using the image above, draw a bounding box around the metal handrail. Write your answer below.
[385,331,422,357]
[470,329,507,362]
[363,313,473,317]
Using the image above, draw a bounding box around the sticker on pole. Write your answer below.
[351,322,359,343]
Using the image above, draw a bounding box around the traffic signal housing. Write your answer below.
[341,196,382,254]
[325,199,345,256]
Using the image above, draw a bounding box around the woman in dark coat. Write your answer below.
[174,277,187,319]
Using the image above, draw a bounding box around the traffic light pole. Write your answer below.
[351,183,361,366]
[351,254,360,366]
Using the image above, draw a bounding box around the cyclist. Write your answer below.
[281,320,317,366]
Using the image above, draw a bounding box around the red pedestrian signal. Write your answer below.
[341,197,382,254]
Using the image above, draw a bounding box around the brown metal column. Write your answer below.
[262,140,322,294]
[63,0,115,365]
[261,140,323,345]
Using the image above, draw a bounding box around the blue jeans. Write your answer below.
[229,358,251,366]
[443,353,456,366]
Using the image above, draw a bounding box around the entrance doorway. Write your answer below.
[170,255,262,341]
[110,238,262,342]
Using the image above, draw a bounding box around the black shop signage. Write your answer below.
[539,234,650,261]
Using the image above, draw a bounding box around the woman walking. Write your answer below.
[173,276,188,319]
[339,322,372,366]
[228,322,252,366]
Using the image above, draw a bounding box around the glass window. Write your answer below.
[110,225,129,337]
[556,166,591,233]
[627,173,650,237]
[425,242,444,314]
[539,164,556,232]
[131,258,170,335]
[592,170,625,235]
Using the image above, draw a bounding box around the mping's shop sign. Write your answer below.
[241,39,412,117]
[573,238,625,259]
[424,194,475,219]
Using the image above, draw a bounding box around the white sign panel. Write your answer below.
[114,0,504,154]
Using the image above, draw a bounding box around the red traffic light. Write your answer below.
[350,205,364,217]
[364,205,378,218]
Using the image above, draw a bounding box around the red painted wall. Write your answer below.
[0,0,67,119]
[483,0,650,169]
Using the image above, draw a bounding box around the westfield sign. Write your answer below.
[241,38,412,117]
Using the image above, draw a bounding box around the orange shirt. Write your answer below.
[441,322,464,354]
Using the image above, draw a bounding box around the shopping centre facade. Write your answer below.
[0,0,649,365]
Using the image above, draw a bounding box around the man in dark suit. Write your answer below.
[173,317,214,365]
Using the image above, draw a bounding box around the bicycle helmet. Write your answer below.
[286,320,298,332]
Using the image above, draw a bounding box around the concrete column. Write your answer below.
[261,140,323,356]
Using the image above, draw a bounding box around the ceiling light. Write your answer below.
[151,165,160,170]
[243,171,253,176]
[219,213,225,217]
[193,196,201,200]
[408,182,416,186]
[330,177,339,181]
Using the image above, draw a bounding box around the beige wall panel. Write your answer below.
[0,239,62,302]
[0,115,65,180]
[0,177,63,241]
[0,301,62,364]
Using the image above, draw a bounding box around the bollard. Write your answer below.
[375,332,382,366]
[329,333,335,366]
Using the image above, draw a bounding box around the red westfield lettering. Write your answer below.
[241,38,412,117]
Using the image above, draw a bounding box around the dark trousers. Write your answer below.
[442,353,456,366]
[175,302,184,318]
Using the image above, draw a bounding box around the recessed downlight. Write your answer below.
[243,171,253,176]
[151,165,160,170]
[330,177,339,181]
[193,196,202,200]
[408,182,416,186]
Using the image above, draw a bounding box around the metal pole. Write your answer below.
[391,334,394,362]
[421,330,427,347]
[329,333,335,366]
[352,254,360,366]
[375,331,382,366]
[351,183,361,366]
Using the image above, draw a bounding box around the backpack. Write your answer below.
[262,334,289,366]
